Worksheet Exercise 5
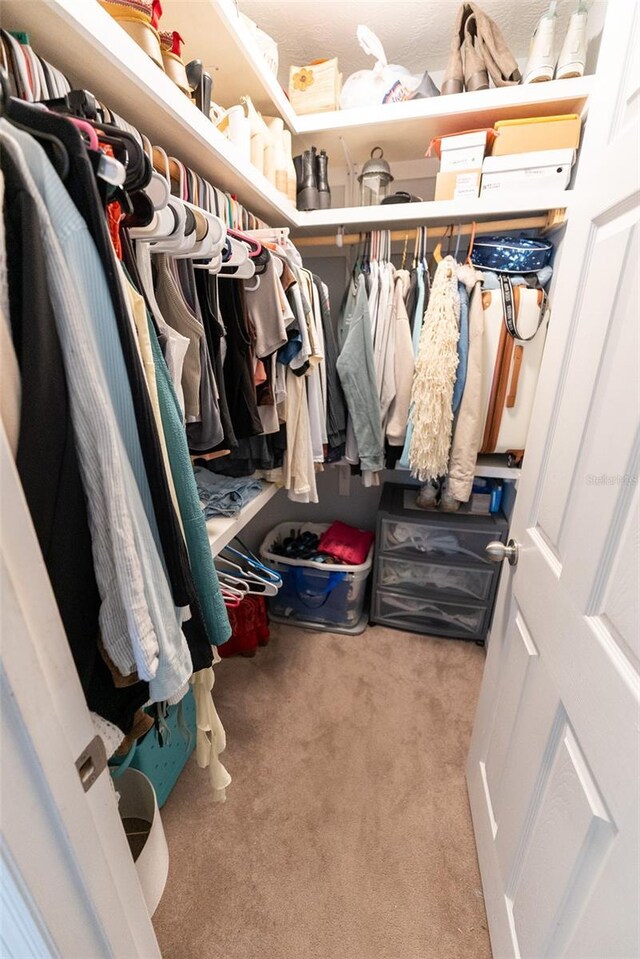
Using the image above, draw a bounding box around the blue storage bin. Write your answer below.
[260,523,373,630]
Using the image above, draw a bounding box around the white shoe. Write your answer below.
[523,2,558,84]
[556,1,588,80]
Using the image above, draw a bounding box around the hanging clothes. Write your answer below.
[4,100,199,619]
[2,143,102,692]
[386,269,414,448]
[409,255,461,482]
[0,128,192,703]
[397,261,428,469]
[336,275,384,474]
[446,264,485,502]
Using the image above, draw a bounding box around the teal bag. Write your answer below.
[110,687,196,808]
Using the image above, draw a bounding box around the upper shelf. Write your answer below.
[2,0,298,226]
[295,193,572,236]
[293,77,593,163]
[1,0,583,236]
[162,0,298,127]
[161,0,592,165]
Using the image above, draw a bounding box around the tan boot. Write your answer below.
[160,30,191,96]
[441,4,467,95]
[442,3,521,94]
[471,4,521,87]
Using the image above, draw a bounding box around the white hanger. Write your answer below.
[216,553,279,596]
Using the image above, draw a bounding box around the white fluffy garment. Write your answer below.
[409,255,460,481]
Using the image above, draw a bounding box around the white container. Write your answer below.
[440,130,491,172]
[260,522,373,631]
[225,106,251,164]
[282,129,297,204]
[480,148,575,196]
[114,769,169,917]
[265,117,288,196]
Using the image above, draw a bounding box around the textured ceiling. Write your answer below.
[239,0,606,85]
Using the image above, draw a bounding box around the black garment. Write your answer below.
[87,655,150,735]
[194,270,237,451]
[405,269,418,332]
[119,238,213,672]
[174,258,225,454]
[6,99,196,611]
[203,428,286,478]
[2,144,101,693]
[313,274,346,451]
[216,278,263,440]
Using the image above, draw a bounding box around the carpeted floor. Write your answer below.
[153,624,491,959]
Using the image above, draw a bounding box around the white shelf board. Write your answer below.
[392,456,520,483]
[206,483,280,556]
[3,0,298,226]
[2,1,583,236]
[293,192,572,236]
[474,455,522,481]
[293,76,593,162]
[162,0,298,127]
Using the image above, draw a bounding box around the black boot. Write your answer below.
[316,149,331,209]
[293,147,319,211]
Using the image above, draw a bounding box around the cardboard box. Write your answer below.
[480,148,575,195]
[435,168,481,201]
[439,130,492,172]
[491,114,581,156]
[289,58,342,115]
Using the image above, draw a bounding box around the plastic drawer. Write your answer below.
[372,588,488,640]
[376,556,494,602]
[379,517,499,565]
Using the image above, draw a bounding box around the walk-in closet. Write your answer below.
[0,1,638,957]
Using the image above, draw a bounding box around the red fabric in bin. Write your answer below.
[317,521,374,566]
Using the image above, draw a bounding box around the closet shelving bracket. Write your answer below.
[541,208,568,233]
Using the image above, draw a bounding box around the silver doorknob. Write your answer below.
[485,538,519,566]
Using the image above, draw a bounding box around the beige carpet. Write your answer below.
[153,624,491,959]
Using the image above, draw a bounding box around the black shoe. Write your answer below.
[316,149,331,209]
[293,147,319,211]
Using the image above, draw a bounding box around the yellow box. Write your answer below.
[491,114,582,156]
[434,168,481,201]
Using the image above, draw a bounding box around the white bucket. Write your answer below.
[114,768,169,916]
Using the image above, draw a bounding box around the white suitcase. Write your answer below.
[479,279,549,459]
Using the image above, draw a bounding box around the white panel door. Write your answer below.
[0,425,161,957]
[467,5,640,958]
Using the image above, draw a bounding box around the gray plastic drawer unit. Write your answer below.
[371,484,509,642]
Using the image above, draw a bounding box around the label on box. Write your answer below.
[453,173,481,199]
[441,147,486,172]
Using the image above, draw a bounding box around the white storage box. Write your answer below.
[481,148,575,196]
[114,768,169,917]
[440,130,491,172]
[260,522,373,632]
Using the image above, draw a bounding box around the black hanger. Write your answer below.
[4,89,71,180]
[41,89,151,193]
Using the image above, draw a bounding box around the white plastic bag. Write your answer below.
[340,26,422,110]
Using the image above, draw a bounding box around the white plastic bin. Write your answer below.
[114,768,169,916]
[260,523,373,632]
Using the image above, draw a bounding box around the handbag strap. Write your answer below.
[499,273,546,342]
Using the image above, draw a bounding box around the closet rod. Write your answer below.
[294,209,565,248]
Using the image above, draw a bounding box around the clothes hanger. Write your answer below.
[3,93,71,180]
[453,222,463,261]
[227,227,262,258]
[224,540,282,586]
[433,224,453,264]
[216,551,280,596]
[465,221,477,264]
